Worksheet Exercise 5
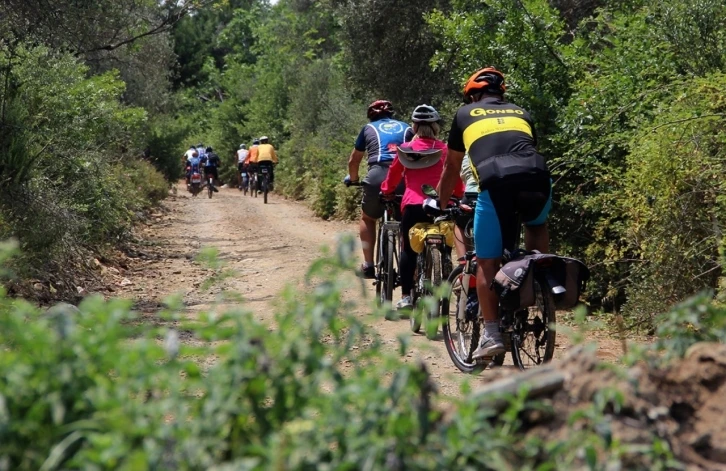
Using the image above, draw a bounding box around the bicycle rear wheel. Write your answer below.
[263,176,268,204]
[441,265,485,373]
[510,277,556,370]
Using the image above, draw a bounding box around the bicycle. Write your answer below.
[240,168,249,195]
[408,216,454,340]
[348,182,402,306]
[258,163,272,204]
[425,188,558,373]
[249,168,258,198]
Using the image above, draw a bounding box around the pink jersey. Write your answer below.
[380,137,464,211]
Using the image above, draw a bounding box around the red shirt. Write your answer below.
[380,137,464,211]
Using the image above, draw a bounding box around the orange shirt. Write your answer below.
[246,145,259,163]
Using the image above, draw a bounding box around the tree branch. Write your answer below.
[650,114,726,132]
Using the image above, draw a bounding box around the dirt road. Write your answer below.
[118,184,623,397]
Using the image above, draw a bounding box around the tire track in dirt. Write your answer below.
[118,184,626,398]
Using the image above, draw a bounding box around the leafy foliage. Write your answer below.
[0,45,167,291]
[0,238,709,469]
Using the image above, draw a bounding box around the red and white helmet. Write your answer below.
[367,99,394,120]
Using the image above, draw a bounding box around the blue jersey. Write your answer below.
[188,156,201,173]
[354,118,414,166]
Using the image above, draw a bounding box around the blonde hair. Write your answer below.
[412,122,440,138]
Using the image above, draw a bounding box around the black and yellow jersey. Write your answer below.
[448,97,548,189]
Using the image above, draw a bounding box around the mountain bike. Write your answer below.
[258,163,272,204]
[347,182,402,306]
[240,168,249,195]
[249,168,258,198]
[207,175,214,199]
[408,219,454,340]
[423,187,557,373]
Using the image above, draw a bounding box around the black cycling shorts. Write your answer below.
[361,165,403,219]
[204,167,218,180]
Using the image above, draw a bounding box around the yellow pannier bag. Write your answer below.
[409,221,455,254]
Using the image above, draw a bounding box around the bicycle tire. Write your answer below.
[510,277,557,371]
[208,184,213,199]
[425,246,443,340]
[375,225,384,305]
[441,265,484,373]
[384,230,395,303]
[263,176,268,204]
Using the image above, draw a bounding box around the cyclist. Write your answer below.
[247,138,260,190]
[186,151,202,191]
[237,144,249,189]
[344,99,414,279]
[196,143,207,162]
[436,67,551,359]
[204,146,221,193]
[256,136,278,189]
[380,104,464,309]
[184,145,199,186]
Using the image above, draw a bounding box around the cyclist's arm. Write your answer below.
[380,156,403,194]
[271,147,278,164]
[348,149,364,182]
[438,149,465,205]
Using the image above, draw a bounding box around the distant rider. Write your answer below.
[345,99,414,279]
[237,144,249,189]
[204,146,221,193]
[256,136,278,189]
[184,145,198,186]
[196,143,206,162]
[246,138,260,188]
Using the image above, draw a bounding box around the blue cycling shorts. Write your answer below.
[473,176,552,258]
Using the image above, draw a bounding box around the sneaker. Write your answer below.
[396,296,413,310]
[359,264,375,279]
[472,334,506,359]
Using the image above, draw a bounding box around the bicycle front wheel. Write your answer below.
[425,246,443,340]
[441,265,484,373]
[510,277,557,370]
[384,230,395,303]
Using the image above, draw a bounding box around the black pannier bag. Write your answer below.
[491,250,589,311]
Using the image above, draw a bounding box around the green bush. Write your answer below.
[0,43,169,290]
[2,237,717,469]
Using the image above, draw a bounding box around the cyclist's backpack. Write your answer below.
[491,251,589,311]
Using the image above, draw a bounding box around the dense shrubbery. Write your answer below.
[1,238,723,469]
[0,45,169,290]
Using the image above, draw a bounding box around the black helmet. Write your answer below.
[189,145,196,149]
[252,138,260,145]
[411,104,441,123]
[206,147,213,152]
[197,143,204,148]
[239,144,246,149]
